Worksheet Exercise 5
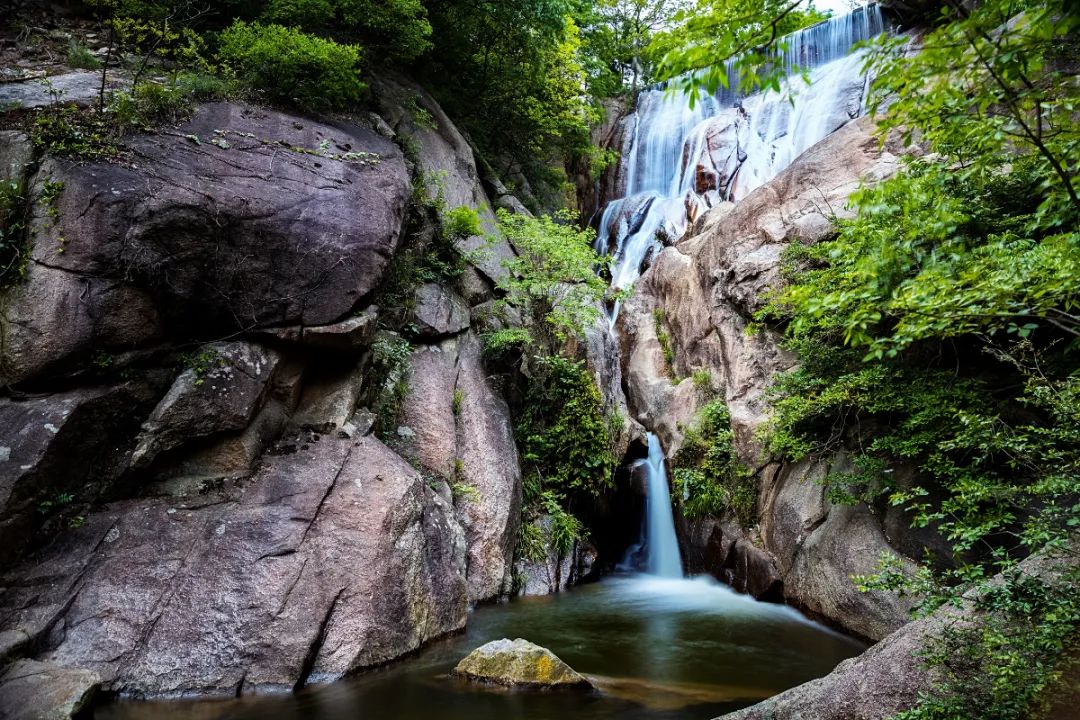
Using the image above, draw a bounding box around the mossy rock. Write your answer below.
[452,638,594,689]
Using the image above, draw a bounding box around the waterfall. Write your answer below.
[598,5,888,305]
[640,433,683,577]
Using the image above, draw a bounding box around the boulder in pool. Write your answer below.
[453,638,594,689]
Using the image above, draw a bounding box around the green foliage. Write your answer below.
[577,0,689,96]
[691,368,714,395]
[650,0,830,104]
[756,4,1080,714]
[30,104,117,159]
[425,2,599,199]
[863,0,1080,222]
[443,205,481,240]
[652,308,676,377]
[451,388,464,416]
[671,400,754,526]
[516,355,617,499]
[260,0,432,61]
[769,160,1080,360]
[370,336,412,437]
[179,347,225,385]
[66,40,102,69]
[0,180,29,289]
[217,21,365,110]
[496,208,608,348]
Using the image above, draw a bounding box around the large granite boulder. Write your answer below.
[400,332,522,602]
[0,102,409,385]
[0,432,468,697]
[453,638,593,689]
[617,116,918,639]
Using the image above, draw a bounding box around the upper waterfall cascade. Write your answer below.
[597,5,888,299]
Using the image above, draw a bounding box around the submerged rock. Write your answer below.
[453,638,593,689]
[0,660,100,720]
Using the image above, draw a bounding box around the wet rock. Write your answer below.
[411,283,470,338]
[0,433,468,697]
[1,102,408,385]
[130,342,281,471]
[453,638,593,689]
[0,660,100,719]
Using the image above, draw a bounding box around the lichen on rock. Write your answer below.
[453,638,593,689]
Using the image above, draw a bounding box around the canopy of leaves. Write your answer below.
[217,21,365,109]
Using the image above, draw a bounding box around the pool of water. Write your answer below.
[97,574,864,720]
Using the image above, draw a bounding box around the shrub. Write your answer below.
[671,401,754,526]
[217,21,365,110]
[516,355,616,498]
[66,40,101,70]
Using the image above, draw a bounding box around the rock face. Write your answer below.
[453,638,593,689]
[368,71,517,286]
[0,432,468,697]
[618,116,918,639]
[400,332,523,602]
[0,380,166,567]
[0,77,529,715]
[514,516,598,596]
[1,102,409,385]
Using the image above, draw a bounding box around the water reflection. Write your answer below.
[98,574,864,720]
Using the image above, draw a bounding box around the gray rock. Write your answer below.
[131,342,281,471]
[453,638,593,688]
[0,71,124,110]
[411,283,470,338]
[0,660,101,719]
[515,517,597,596]
[0,130,34,185]
[1,102,408,385]
[0,381,164,567]
[0,433,468,697]
[290,361,366,431]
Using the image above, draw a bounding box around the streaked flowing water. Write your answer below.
[598,5,888,310]
[98,575,864,720]
[640,433,683,578]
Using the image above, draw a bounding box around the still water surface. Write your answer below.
[98,574,863,720]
